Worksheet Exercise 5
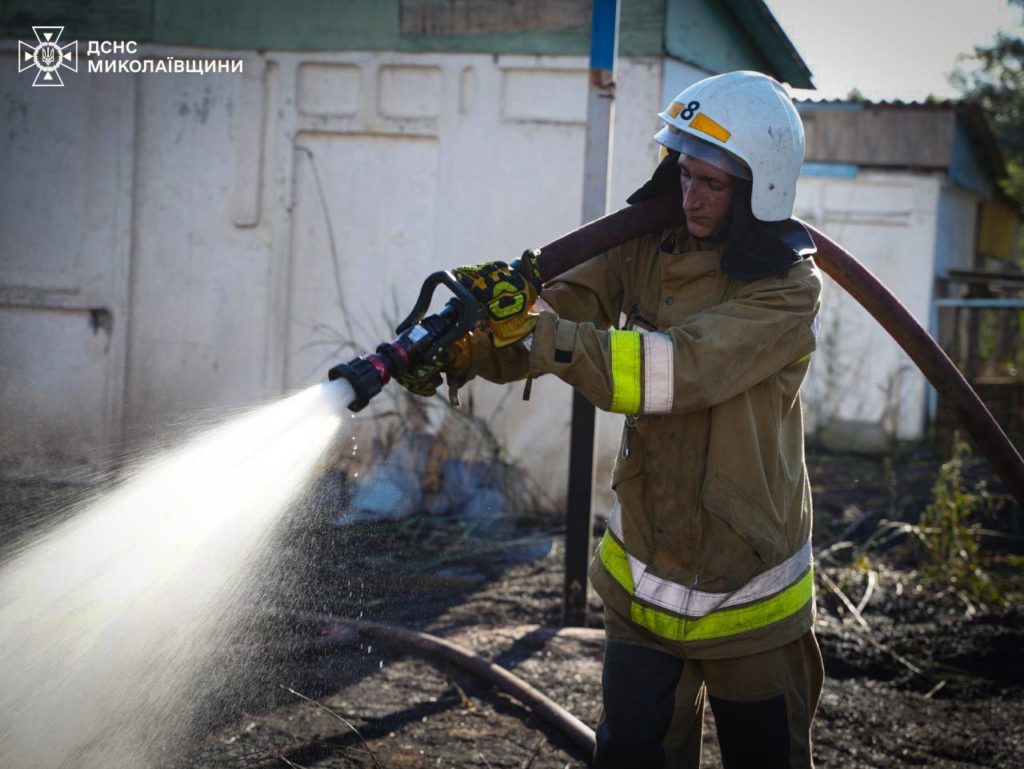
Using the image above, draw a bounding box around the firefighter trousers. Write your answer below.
[594,617,824,769]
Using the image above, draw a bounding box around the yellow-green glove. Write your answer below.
[395,336,471,398]
[452,261,538,347]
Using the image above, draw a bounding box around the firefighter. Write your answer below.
[400,70,824,769]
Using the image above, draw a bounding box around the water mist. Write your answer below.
[0,380,353,768]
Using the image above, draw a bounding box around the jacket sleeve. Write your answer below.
[535,234,634,326]
[465,235,639,384]
[527,261,823,414]
[462,330,531,385]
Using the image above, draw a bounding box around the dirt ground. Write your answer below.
[2,443,1023,768]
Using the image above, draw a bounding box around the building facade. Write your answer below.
[1,1,811,507]
[794,100,1021,450]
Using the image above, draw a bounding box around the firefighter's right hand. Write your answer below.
[452,261,538,347]
[396,336,471,398]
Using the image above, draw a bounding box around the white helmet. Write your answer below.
[654,71,805,221]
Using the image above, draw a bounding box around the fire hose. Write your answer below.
[328,193,1024,507]
[282,612,599,754]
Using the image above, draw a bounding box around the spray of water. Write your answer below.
[0,380,353,769]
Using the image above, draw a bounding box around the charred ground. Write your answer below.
[1,443,1022,768]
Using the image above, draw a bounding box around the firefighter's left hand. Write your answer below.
[452,261,538,347]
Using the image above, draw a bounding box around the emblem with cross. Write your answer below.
[18,26,78,87]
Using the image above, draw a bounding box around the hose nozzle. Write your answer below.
[326,271,486,412]
[327,357,386,412]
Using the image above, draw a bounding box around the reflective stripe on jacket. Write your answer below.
[600,498,813,643]
[470,226,823,658]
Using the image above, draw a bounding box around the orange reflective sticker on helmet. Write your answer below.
[667,101,684,118]
[690,112,731,143]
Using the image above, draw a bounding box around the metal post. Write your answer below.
[563,0,620,627]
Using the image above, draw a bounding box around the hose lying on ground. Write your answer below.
[279,611,598,756]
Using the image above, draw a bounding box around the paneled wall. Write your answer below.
[1,45,667,506]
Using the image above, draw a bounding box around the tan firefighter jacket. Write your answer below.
[467,225,823,658]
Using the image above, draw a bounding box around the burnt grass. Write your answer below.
[2,443,1023,768]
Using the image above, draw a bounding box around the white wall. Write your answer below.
[0,57,135,476]
[0,44,663,508]
[123,56,280,442]
[279,52,663,512]
[794,170,945,446]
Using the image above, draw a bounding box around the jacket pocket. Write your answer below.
[700,473,787,565]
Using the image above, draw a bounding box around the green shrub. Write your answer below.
[916,435,1002,604]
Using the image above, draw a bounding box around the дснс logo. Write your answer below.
[18,26,78,87]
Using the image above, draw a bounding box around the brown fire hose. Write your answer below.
[532,194,1024,507]
[801,220,1024,505]
[279,612,598,755]
[533,195,686,284]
